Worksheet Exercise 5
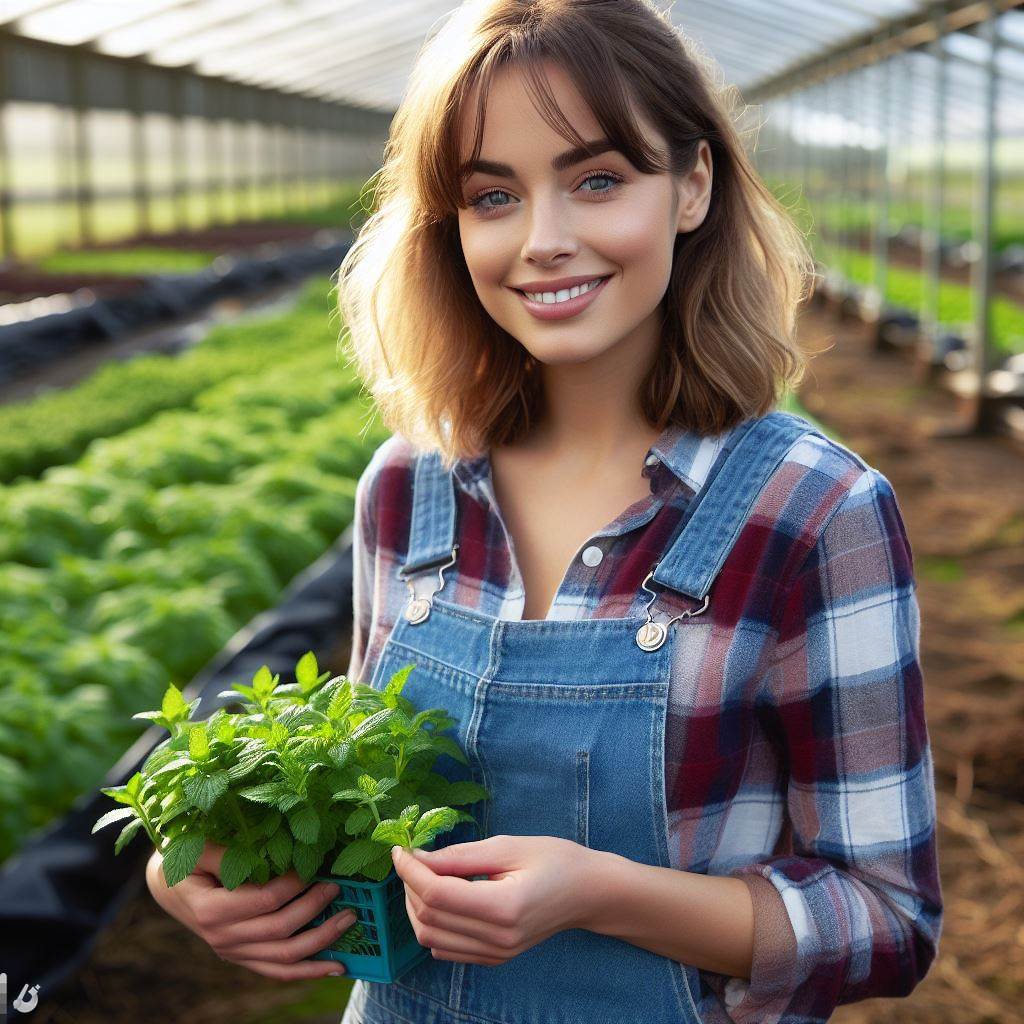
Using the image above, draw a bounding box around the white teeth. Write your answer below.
[524,277,604,304]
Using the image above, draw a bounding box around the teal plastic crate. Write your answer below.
[305,839,438,983]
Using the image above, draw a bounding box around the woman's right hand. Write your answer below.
[145,841,358,980]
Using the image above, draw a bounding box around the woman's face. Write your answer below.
[456,60,712,370]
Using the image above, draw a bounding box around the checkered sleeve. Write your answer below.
[721,466,943,1023]
[345,452,380,685]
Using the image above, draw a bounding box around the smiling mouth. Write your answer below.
[512,275,612,299]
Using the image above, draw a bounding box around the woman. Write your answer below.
[147,1,943,1022]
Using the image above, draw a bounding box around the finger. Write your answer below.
[405,883,512,950]
[393,847,505,923]
[190,869,315,927]
[230,956,348,980]
[216,880,342,945]
[219,908,358,964]
[195,841,228,879]
[409,901,512,962]
[407,836,515,880]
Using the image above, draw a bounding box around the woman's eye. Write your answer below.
[467,172,623,216]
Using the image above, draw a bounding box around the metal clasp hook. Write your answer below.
[635,561,710,651]
[400,544,459,624]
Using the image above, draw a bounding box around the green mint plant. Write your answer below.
[93,652,490,890]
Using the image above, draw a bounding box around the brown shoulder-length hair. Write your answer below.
[336,0,814,472]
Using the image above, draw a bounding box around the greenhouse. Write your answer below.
[0,2,1022,1022]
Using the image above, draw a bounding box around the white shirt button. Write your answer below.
[581,545,603,567]
[644,453,658,467]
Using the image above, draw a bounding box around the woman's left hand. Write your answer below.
[391,834,597,966]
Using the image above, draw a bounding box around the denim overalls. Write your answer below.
[340,410,814,1024]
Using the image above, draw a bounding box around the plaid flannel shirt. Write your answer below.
[345,416,943,1024]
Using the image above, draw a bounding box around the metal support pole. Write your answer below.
[204,85,222,226]
[71,52,92,246]
[873,45,893,334]
[172,74,188,231]
[130,65,151,238]
[923,13,947,345]
[968,0,1001,433]
[0,35,14,258]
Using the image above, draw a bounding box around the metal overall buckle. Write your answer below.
[398,544,459,624]
[636,562,710,651]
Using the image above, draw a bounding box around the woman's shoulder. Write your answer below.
[764,411,891,503]
[756,413,907,560]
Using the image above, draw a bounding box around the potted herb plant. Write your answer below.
[93,652,491,983]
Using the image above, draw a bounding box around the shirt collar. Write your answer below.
[642,420,739,496]
[451,421,738,497]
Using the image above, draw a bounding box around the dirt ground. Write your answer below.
[31,296,1024,1024]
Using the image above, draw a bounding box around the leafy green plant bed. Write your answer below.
[0,274,343,483]
[95,654,490,982]
[36,247,217,276]
[0,344,390,864]
[811,241,1024,356]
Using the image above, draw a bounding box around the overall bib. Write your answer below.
[341,410,814,1024]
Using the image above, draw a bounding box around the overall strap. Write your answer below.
[651,410,820,602]
[395,448,459,580]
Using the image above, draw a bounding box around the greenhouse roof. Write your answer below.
[0,0,1019,111]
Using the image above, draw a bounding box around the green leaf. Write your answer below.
[265,827,293,873]
[344,806,372,836]
[226,747,279,782]
[292,840,322,882]
[220,846,257,890]
[370,820,407,846]
[158,798,191,828]
[149,755,194,779]
[161,685,189,722]
[250,855,271,886]
[430,735,469,765]
[288,804,320,845]
[331,787,365,803]
[238,781,290,806]
[99,784,136,808]
[114,817,145,854]
[161,833,205,887]
[252,665,279,699]
[295,651,319,692]
[182,770,229,812]
[349,708,399,742]
[412,806,459,845]
[92,806,136,834]
[399,804,420,824]
[442,781,492,805]
[330,838,384,877]
[188,726,210,761]
[358,849,397,883]
[383,663,415,702]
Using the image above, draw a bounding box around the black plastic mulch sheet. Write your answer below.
[0,527,356,1008]
[0,234,353,386]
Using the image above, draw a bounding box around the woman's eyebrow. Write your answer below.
[460,139,618,179]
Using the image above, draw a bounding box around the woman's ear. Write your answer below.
[675,139,713,234]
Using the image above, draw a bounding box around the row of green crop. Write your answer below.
[0,289,389,865]
[0,275,347,484]
[764,175,1024,253]
[813,239,1024,354]
[30,182,375,276]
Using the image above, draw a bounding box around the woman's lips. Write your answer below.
[511,275,612,321]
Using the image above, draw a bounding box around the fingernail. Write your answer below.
[391,845,402,859]
[328,970,345,976]
[322,882,340,897]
